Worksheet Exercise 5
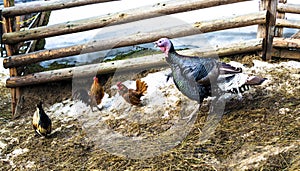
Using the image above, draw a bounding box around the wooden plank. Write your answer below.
[277,3,300,14]
[276,19,300,29]
[2,0,120,17]
[272,48,300,60]
[3,11,266,68]
[5,38,263,88]
[2,0,251,44]
[0,9,3,57]
[273,37,300,48]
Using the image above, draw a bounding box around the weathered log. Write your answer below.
[6,55,167,88]
[277,3,300,14]
[273,37,300,48]
[191,38,263,57]
[272,48,300,60]
[276,19,300,29]
[6,38,263,88]
[3,11,267,69]
[291,30,300,39]
[1,0,120,17]
[2,0,251,44]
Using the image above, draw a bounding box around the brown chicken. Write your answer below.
[73,76,104,111]
[89,76,105,108]
[117,79,148,106]
[32,102,52,137]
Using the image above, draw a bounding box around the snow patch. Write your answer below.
[0,58,9,85]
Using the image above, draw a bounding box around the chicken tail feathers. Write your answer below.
[136,79,148,95]
[219,62,242,74]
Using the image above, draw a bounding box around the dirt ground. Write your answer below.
[0,54,299,170]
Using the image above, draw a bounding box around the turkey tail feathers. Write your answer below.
[136,79,148,95]
[219,73,266,95]
[229,84,250,94]
[245,76,267,85]
[219,62,243,74]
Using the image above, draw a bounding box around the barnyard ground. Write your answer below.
[0,54,299,170]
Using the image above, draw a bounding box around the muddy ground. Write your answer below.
[0,54,299,170]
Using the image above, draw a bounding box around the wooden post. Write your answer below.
[257,0,278,61]
[0,9,3,57]
[275,0,287,37]
[3,0,20,117]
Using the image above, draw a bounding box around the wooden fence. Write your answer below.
[1,0,300,116]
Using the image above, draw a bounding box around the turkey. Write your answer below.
[154,38,266,120]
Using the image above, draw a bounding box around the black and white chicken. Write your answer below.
[32,102,52,137]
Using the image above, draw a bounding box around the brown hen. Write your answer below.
[90,76,105,107]
[73,76,104,111]
[117,79,148,106]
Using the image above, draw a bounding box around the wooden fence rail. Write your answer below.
[2,0,250,44]
[1,0,119,17]
[3,11,266,68]
[273,37,300,48]
[277,3,300,14]
[276,19,300,29]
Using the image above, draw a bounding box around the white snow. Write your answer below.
[47,68,184,124]
[0,58,9,85]
[41,59,300,125]
[1,148,30,169]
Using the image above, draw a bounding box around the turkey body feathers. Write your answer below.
[170,59,211,103]
[155,38,266,104]
[165,46,219,103]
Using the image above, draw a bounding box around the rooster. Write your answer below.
[155,38,266,120]
[73,76,105,111]
[32,102,52,137]
[117,79,148,106]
